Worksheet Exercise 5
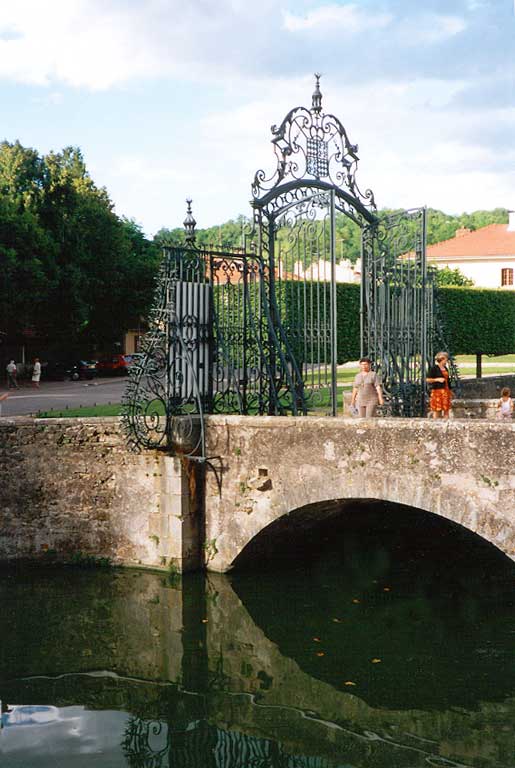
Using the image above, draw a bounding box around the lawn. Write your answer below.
[37,355,515,418]
[38,403,124,418]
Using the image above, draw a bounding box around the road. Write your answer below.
[0,377,128,417]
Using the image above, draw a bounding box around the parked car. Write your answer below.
[68,360,98,381]
[96,354,129,376]
[41,360,98,381]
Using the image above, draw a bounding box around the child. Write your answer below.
[496,387,514,420]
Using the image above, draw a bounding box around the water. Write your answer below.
[1,507,515,768]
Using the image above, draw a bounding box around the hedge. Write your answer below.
[437,286,515,357]
[213,280,515,367]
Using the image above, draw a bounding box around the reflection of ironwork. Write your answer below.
[361,208,435,416]
[122,715,337,768]
[122,716,172,768]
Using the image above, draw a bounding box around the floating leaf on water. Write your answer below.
[332,618,342,623]
[371,658,382,664]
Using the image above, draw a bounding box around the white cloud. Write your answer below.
[283,4,392,33]
[404,14,467,44]
[97,73,515,234]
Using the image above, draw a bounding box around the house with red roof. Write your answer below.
[427,212,515,288]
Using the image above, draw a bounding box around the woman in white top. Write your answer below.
[32,358,41,388]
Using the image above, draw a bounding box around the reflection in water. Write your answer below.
[0,508,515,767]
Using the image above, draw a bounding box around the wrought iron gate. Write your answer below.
[122,76,440,457]
[361,207,436,416]
[250,75,378,417]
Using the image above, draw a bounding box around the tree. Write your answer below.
[435,267,474,287]
[0,142,161,356]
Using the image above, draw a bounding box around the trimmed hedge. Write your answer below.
[437,286,515,356]
[335,283,361,363]
[213,280,515,367]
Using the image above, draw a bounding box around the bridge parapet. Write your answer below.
[204,415,515,570]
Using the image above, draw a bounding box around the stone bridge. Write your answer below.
[1,415,515,570]
[203,415,515,570]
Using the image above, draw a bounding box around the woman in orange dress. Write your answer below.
[426,351,452,419]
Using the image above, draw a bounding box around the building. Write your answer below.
[291,258,361,283]
[427,211,515,289]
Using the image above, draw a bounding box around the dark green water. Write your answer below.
[1,506,515,767]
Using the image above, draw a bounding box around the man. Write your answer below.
[6,360,18,389]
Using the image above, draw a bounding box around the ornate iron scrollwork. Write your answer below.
[122,77,439,445]
[121,245,207,459]
[252,73,376,226]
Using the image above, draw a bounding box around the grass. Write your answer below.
[38,403,124,418]
[36,355,515,419]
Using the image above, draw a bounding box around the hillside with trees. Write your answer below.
[155,207,509,267]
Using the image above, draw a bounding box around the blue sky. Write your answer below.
[0,0,514,236]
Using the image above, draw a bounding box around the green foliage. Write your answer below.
[437,286,515,356]
[154,207,509,268]
[335,283,361,362]
[435,266,474,287]
[0,141,160,354]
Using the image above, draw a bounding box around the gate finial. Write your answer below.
[183,198,197,245]
[312,73,323,114]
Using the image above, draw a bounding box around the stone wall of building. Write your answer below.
[0,417,195,570]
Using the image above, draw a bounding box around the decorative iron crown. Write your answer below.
[252,74,376,217]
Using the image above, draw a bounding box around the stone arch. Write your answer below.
[204,417,515,572]
[229,495,511,572]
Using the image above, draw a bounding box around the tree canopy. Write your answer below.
[0,141,159,356]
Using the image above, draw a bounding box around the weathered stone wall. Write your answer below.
[460,374,515,399]
[3,414,515,572]
[203,415,515,570]
[0,417,194,570]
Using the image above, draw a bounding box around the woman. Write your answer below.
[32,358,41,389]
[350,357,384,417]
[426,351,452,419]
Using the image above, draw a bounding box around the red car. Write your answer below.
[96,354,129,376]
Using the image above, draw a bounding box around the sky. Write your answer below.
[0,0,514,236]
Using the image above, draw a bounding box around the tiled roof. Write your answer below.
[427,223,515,259]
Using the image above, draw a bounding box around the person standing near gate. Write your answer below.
[31,358,41,388]
[426,351,452,419]
[350,357,384,417]
[6,360,18,389]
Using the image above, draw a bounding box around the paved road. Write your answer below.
[0,377,128,417]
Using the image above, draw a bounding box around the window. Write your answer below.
[501,268,513,286]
